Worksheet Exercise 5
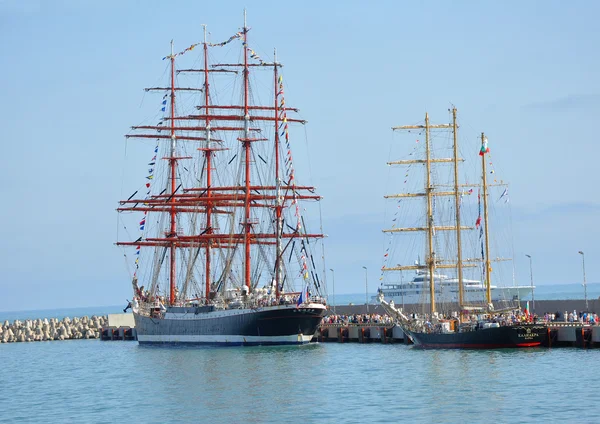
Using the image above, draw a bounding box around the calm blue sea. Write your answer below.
[0,285,598,423]
[0,340,598,423]
[0,305,124,323]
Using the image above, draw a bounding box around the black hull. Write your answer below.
[134,304,326,346]
[406,324,547,349]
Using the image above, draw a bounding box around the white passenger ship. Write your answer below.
[374,270,533,306]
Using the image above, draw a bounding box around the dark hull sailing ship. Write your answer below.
[379,109,545,349]
[118,15,326,345]
[404,324,546,349]
[134,304,325,345]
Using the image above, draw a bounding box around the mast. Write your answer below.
[481,132,492,305]
[118,21,325,303]
[451,108,465,309]
[242,10,252,292]
[423,113,436,314]
[385,113,476,315]
[202,25,213,303]
[169,40,178,305]
[274,49,283,298]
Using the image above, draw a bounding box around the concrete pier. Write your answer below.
[316,322,600,348]
[315,324,403,343]
[545,322,600,348]
[100,313,137,341]
[100,326,137,341]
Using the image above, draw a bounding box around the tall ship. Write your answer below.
[117,15,327,345]
[378,109,546,348]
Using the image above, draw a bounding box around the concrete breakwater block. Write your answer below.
[0,315,107,343]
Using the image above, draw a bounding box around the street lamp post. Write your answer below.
[579,251,588,311]
[329,268,336,315]
[400,271,405,310]
[362,266,369,314]
[525,254,534,314]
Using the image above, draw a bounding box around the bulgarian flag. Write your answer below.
[524,301,530,316]
[479,137,490,156]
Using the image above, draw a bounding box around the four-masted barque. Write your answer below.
[378,109,545,348]
[117,15,326,345]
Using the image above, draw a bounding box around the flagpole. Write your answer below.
[579,251,588,311]
[329,268,336,315]
[362,266,369,314]
[525,254,534,314]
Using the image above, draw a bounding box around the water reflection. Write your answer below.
[129,343,327,423]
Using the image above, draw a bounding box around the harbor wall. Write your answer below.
[330,299,599,316]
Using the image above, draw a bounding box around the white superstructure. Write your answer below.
[374,271,533,306]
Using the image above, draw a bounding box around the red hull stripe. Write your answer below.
[419,342,542,349]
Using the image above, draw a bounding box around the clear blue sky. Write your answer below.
[0,0,598,311]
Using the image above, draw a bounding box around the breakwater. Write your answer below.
[0,315,107,343]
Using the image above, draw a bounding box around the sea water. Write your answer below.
[1,284,598,423]
[0,340,597,423]
[0,305,123,323]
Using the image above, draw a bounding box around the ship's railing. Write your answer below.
[307,296,327,306]
[134,292,327,313]
[136,302,152,317]
[136,301,166,319]
[377,295,411,323]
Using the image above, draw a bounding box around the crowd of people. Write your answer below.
[543,310,599,324]
[322,314,395,325]
[331,309,600,333]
